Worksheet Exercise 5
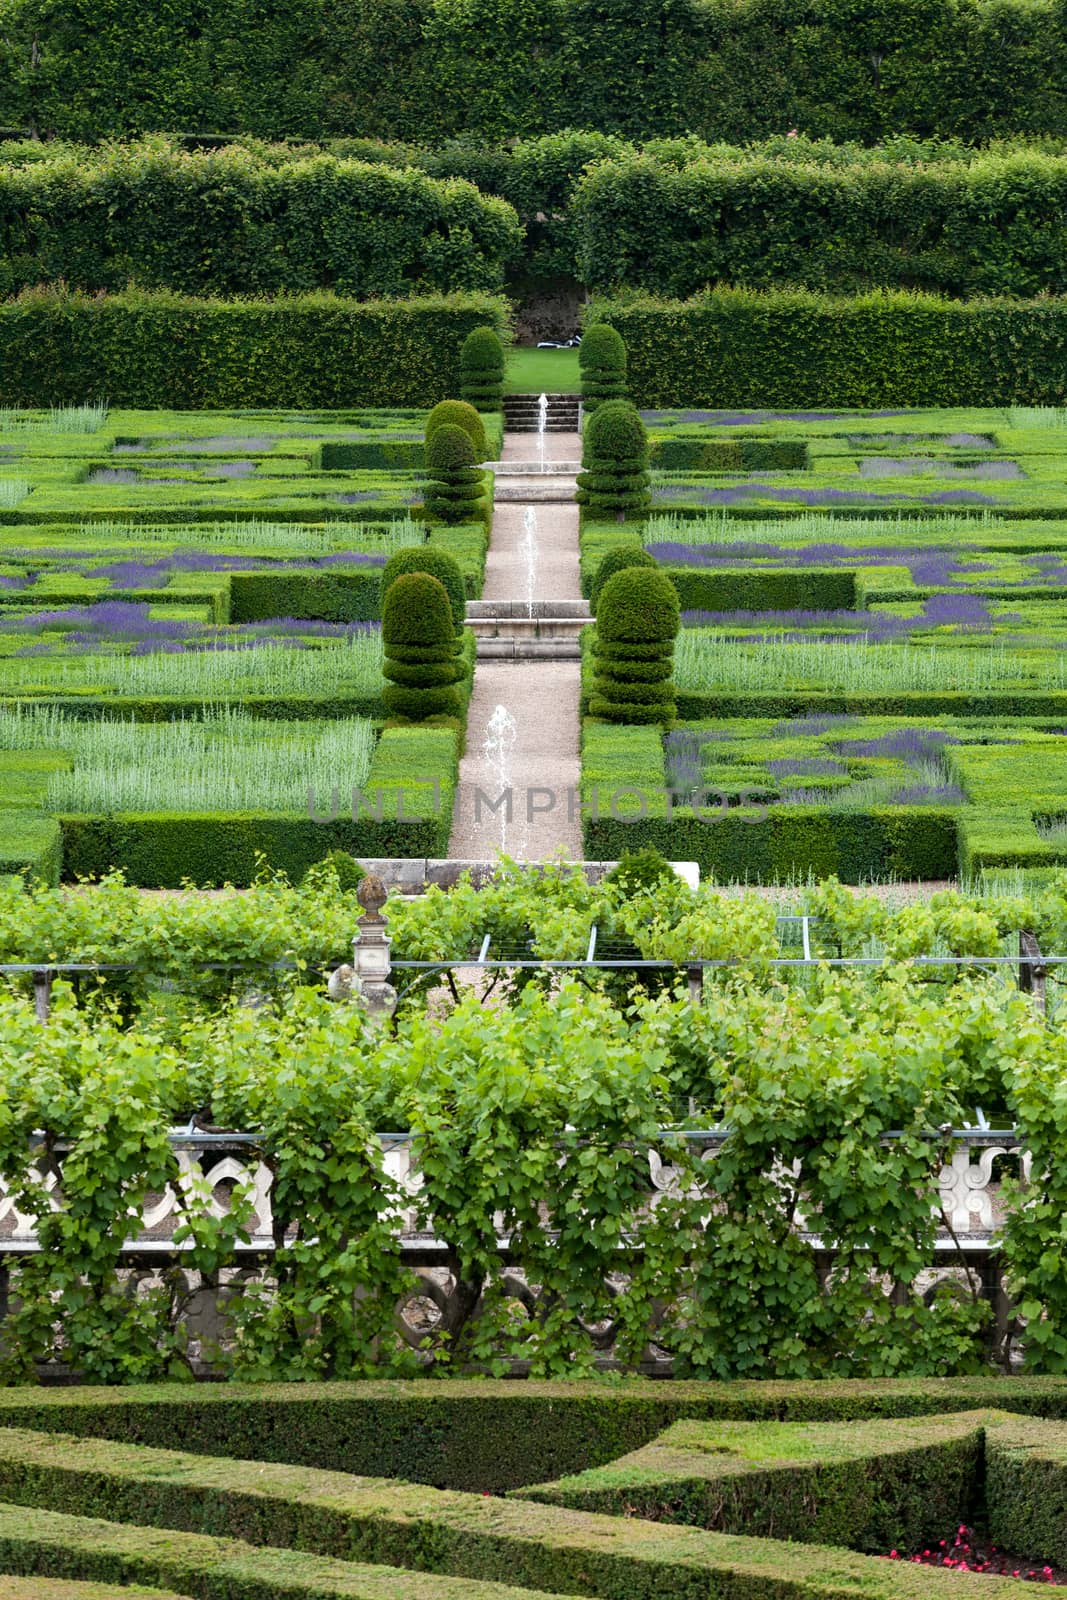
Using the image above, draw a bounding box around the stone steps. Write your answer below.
[493,476,577,503]
[467,598,589,660]
[503,392,581,432]
[487,459,582,475]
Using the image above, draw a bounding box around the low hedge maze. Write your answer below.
[0,1387,1060,1597]
[0,405,491,885]
[580,406,1067,881]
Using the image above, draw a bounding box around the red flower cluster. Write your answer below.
[884,1526,1060,1583]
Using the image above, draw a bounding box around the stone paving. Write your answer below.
[448,423,584,861]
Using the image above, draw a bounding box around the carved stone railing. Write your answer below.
[0,1129,1026,1256]
[0,1129,1027,1372]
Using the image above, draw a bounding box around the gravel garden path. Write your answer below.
[448,425,586,861]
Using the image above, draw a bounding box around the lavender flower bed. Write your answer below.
[888,782,968,805]
[86,468,187,487]
[766,756,846,776]
[832,727,958,759]
[649,538,986,586]
[666,714,975,819]
[652,482,998,507]
[158,435,279,453]
[679,594,998,639]
[858,458,1023,480]
[0,600,380,656]
[848,433,996,448]
[85,547,386,589]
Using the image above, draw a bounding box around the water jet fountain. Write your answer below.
[521,506,538,618]
[483,703,518,853]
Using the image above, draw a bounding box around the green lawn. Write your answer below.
[505,346,582,395]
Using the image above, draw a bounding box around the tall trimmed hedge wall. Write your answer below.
[590,290,1067,407]
[0,289,510,408]
[0,0,1063,144]
[573,152,1067,298]
[0,148,521,297]
[13,137,1067,302]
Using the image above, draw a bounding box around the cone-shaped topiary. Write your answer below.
[590,544,656,612]
[426,399,487,461]
[577,399,650,520]
[459,326,505,411]
[579,323,627,414]
[382,572,465,719]
[423,422,489,527]
[382,545,467,637]
[590,566,679,724]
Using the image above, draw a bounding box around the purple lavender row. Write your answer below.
[679,594,1001,637]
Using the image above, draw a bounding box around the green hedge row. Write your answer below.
[658,569,856,613]
[229,571,383,624]
[590,289,1067,407]
[0,0,1064,144]
[0,1505,557,1600]
[650,439,810,472]
[0,148,521,297]
[519,1412,985,1552]
[0,1380,1063,1492]
[987,1418,1067,1565]
[0,289,510,409]
[672,691,1067,719]
[584,804,959,883]
[575,152,1067,298]
[0,1422,1028,1600]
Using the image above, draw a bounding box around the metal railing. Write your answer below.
[2,918,1055,1018]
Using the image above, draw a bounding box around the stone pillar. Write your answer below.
[328,872,398,1023]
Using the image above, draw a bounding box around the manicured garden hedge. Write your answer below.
[0,1505,566,1600]
[0,0,1062,144]
[0,1420,1004,1600]
[518,1412,986,1551]
[0,1411,1060,1600]
[229,571,383,624]
[590,290,1067,407]
[0,1381,1064,1491]
[649,439,810,472]
[0,148,521,297]
[986,1417,1067,1566]
[0,289,510,408]
[584,800,959,882]
[574,152,1067,298]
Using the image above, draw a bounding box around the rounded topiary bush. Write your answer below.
[579,323,627,414]
[381,546,466,636]
[591,566,679,724]
[460,326,505,411]
[577,400,651,520]
[590,544,656,611]
[382,572,465,719]
[596,564,679,643]
[583,399,646,464]
[426,423,479,474]
[425,399,487,461]
[423,422,489,527]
